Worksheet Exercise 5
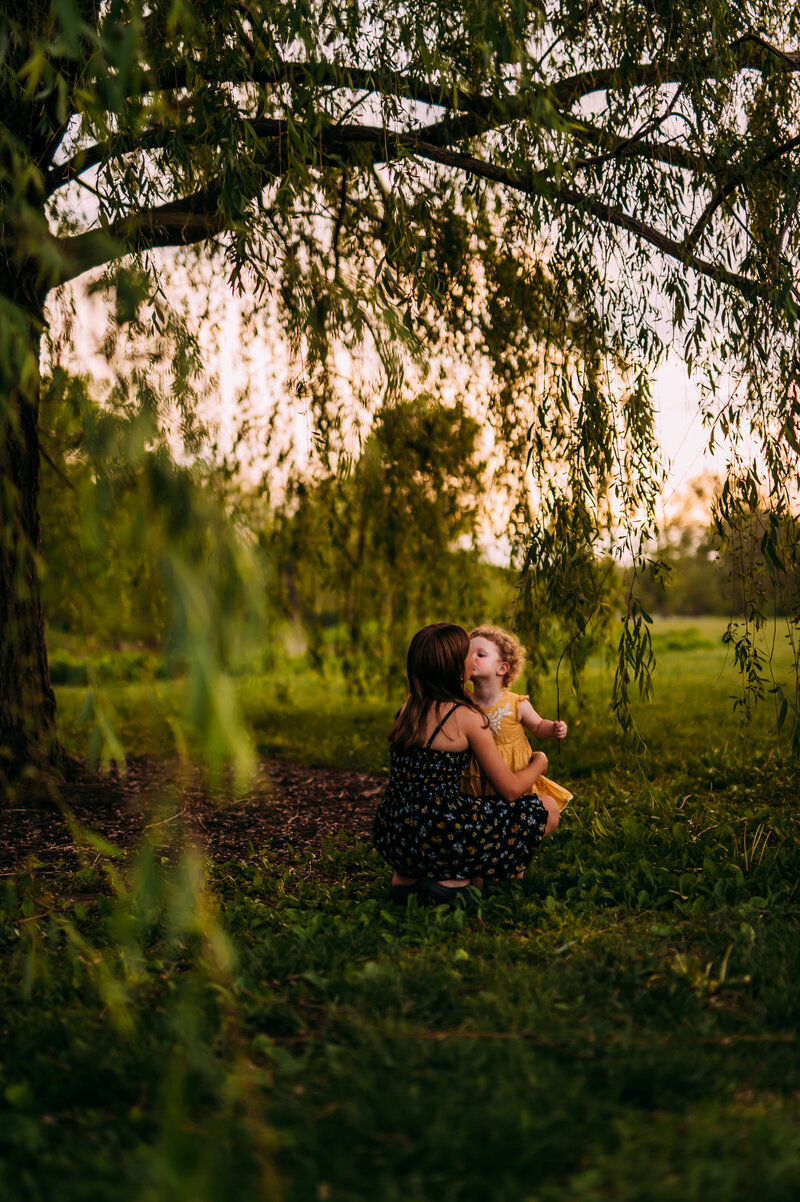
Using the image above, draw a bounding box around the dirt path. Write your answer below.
[0,759,386,874]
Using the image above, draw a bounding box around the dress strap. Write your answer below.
[426,703,462,747]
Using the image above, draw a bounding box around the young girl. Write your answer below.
[463,625,573,810]
[372,623,561,905]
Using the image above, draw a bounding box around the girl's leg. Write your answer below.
[391,871,418,886]
[541,794,561,837]
[515,796,561,878]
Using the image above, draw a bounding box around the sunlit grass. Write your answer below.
[54,616,798,779]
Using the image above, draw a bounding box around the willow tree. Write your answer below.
[270,398,488,691]
[1,0,799,772]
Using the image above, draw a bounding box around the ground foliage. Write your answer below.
[2,632,800,1201]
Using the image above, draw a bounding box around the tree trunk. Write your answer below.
[0,282,60,780]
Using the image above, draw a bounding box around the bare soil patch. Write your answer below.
[0,759,386,874]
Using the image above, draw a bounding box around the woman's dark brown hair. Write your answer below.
[389,623,487,749]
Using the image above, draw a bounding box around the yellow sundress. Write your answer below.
[463,688,573,809]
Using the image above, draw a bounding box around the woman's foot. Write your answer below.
[388,871,419,905]
[419,879,479,909]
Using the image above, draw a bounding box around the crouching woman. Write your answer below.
[372,623,560,905]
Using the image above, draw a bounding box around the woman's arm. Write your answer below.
[518,700,567,740]
[464,712,548,802]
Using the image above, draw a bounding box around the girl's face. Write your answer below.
[469,636,508,682]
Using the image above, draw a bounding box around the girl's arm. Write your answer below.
[518,699,567,740]
[463,712,548,802]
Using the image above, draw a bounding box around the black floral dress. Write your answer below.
[372,705,549,881]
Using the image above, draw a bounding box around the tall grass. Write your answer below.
[2,618,798,1200]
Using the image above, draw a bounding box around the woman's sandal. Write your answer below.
[418,879,479,910]
[388,882,419,905]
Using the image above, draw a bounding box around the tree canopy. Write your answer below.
[2,0,800,770]
[269,397,489,692]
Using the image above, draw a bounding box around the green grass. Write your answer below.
[53,614,799,775]
[2,617,800,1201]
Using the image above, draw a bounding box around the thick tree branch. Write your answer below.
[51,118,776,300]
[116,30,800,118]
[55,187,237,283]
[47,122,199,195]
[685,133,800,251]
[734,32,800,73]
[47,110,520,197]
[118,57,453,115]
[403,138,773,299]
[48,109,470,196]
[551,32,800,108]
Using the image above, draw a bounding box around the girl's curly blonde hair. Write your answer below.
[469,625,527,687]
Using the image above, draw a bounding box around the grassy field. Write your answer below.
[53,615,799,789]
[2,618,799,1201]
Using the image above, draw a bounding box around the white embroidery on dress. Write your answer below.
[487,700,512,735]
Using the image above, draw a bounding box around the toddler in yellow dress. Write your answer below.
[463,625,573,810]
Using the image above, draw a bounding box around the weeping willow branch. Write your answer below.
[50,121,778,298]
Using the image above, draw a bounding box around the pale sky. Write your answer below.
[653,357,728,517]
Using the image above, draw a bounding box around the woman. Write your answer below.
[372,623,560,905]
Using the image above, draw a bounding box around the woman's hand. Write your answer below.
[465,713,547,801]
[528,750,548,775]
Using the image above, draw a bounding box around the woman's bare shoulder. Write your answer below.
[457,705,487,732]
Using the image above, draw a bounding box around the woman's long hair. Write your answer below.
[389,623,486,749]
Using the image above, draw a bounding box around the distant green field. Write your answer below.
[54,615,798,779]
[2,616,797,1201]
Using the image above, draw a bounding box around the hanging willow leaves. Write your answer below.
[269,397,487,693]
[1,0,799,774]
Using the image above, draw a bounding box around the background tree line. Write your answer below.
[40,369,797,700]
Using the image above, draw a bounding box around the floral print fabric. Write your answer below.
[372,743,548,881]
